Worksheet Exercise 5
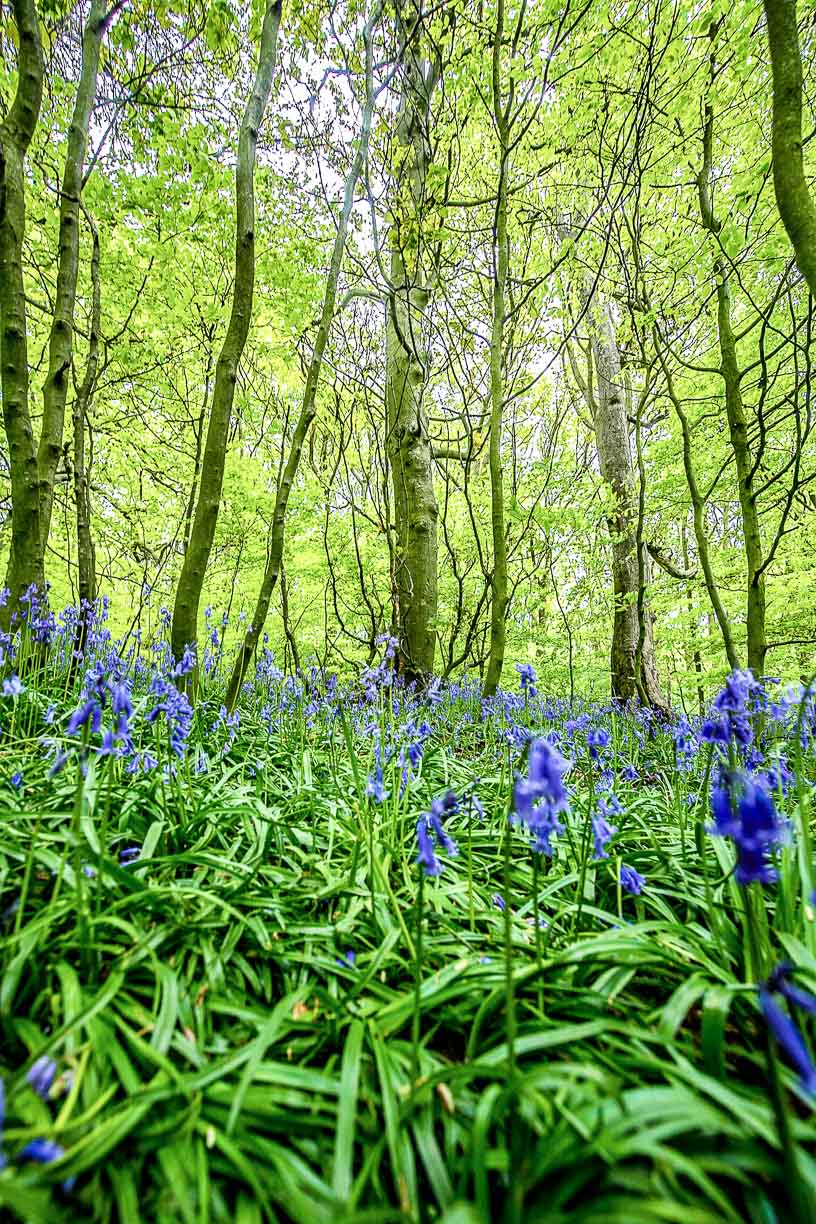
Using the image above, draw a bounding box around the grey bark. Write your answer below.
[385,4,439,681]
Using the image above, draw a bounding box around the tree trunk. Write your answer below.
[0,0,44,635]
[657,339,740,671]
[224,3,382,710]
[763,0,816,298]
[385,13,438,681]
[72,206,101,660]
[697,83,766,674]
[170,0,282,680]
[37,0,111,568]
[587,300,665,707]
[483,0,509,699]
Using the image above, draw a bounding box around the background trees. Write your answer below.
[1,0,814,699]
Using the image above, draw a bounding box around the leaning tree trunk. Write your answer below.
[483,0,509,699]
[0,0,44,635]
[697,74,767,675]
[37,0,112,570]
[587,299,665,707]
[170,0,282,682]
[763,0,816,299]
[385,4,439,681]
[224,3,382,711]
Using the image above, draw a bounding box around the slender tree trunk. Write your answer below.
[225,3,382,710]
[763,0,816,298]
[697,82,766,674]
[37,0,111,568]
[0,0,44,635]
[483,0,509,698]
[656,339,740,670]
[587,300,665,706]
[170,0,282,679]
[72,207,101,660]
[386,5,439,681]
[681,522,705,714]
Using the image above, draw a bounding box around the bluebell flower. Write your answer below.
[491,893,506,911]
[622,763,639,782]
[66,699,102,736]
[2,674,23,698]
[620,863,645,895]
[366,764,388,803]
[592,814,616,860]
[17,1137,75,1191]
[587,727,610,760]
[759,987,816,1097]
[26,1056,57,1100]
[10,772,22,789]
[335,950,356,968]
[119,846,140,866]
[416,816,442,877]
[710,770,785,885]
[516,662,537,696]
[47,747,70,778]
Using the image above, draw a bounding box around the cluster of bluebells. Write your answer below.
[0,1056,75,1190]
[513,738,570,857]
[416,791,459,876]
[515,662,537,698]
[701,669,759,750]
[710,768,786,885]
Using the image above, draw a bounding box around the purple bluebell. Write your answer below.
[2,674,23,698]
[620,863,645,895]
[119,846,140,866]
[66,699,102,736]
[710,770,785,885]
[587,727,610,760]
[26,1056,57,1100]
[759,987,816,1097]
[17,1137,75,1190]
[416,816,442,877]
[592,814,616,860]
[10,772,22,789]
[516,662,537,696]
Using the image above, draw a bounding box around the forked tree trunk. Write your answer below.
[386,5,439,681]
[170,0,282,682]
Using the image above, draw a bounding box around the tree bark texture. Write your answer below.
[385,7,439,680]
[0,0,44,633]
[763,0,816,298]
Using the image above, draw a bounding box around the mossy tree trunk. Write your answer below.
[0,0,44,635]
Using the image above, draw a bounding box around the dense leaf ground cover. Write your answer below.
[1,603,815,1223]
